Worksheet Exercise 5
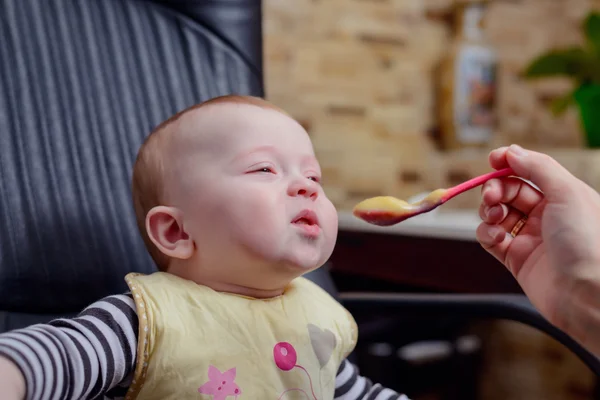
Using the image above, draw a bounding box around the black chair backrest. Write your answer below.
[0,0,264,331]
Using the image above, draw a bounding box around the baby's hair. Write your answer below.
[131,95,286,271]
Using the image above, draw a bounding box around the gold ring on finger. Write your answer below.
[510,215,528,238]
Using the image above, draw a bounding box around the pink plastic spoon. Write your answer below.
[352,167,515,226]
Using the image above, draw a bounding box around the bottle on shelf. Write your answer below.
[437,0,498,150]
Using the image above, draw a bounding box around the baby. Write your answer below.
[0,95,409,400]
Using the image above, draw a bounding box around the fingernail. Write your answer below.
[509,144,527,157]
[482,182,491,196]
[486,225,502,240]
[484,205,501,220]
[483,205,491,217]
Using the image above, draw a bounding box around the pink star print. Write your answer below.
[198,365,241,400]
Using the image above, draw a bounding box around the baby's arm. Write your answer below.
[0,294,138,400]
[334,359,410,400]
[0,355,25,400]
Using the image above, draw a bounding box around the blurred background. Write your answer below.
[264,0,600,210]
[262,0,600,399]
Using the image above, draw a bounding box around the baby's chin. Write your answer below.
[281,255,326,275]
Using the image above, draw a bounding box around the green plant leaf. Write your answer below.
[523,48,589,80]
[584,12,600,55]
[550,91,575,116]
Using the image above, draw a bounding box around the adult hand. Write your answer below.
[476,144,600,352]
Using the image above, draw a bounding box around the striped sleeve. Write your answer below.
[0,294,138,400]
[334,359,411,400]
[0,293,409,400]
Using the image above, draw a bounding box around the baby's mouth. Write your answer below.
[291,210,320,237]
[291,209,319,226]
[293,218,314,225]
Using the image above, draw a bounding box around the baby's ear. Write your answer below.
[146,206,194,260]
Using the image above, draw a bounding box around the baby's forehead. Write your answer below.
[172,102,292,149]
[166,101,315,168]
[168,105,234,151]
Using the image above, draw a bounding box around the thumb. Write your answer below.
[504,144,574,197]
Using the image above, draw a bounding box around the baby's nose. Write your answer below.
[289,179,318,199]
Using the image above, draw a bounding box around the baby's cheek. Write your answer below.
[229,197,281,242]
[321,202,339,241]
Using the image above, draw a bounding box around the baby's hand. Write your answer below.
[0,356,25,400]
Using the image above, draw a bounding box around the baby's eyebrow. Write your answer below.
[231,145,277,163]
[301,155,320,168]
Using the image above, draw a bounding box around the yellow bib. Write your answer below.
[123,272,358,400]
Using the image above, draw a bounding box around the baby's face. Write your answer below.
[166,104,338,290]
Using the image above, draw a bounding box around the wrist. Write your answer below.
[0,355,26,400]
[554,266,600,356]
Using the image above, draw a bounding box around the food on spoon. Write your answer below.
[352,168,515,226]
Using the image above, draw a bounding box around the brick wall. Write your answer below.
[264,0,600,211]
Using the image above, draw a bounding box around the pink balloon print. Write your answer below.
[273,342,297,371]
[273,342,317,400]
